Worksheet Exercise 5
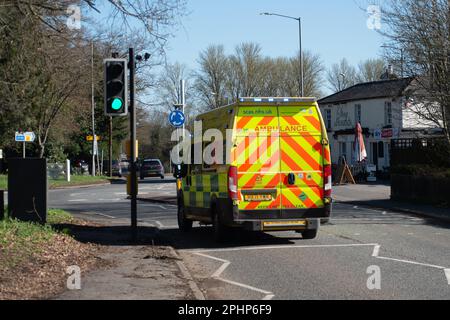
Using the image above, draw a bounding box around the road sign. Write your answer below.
[169,110,185,128]
[15,132,35,142]
[86,135,101,141]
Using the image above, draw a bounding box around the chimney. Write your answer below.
[388,64,394,76]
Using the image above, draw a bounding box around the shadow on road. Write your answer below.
[335,200,450,229]
[110,178,176,185]
[53,223,302,250]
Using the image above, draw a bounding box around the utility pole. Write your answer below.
[298,17,304,97]
[180,79,186,133]
[129,48,138,242]
[91,41,96,176]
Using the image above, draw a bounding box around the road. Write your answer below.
[47,179,450,300]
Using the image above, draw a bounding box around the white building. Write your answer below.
[318,78,442,171]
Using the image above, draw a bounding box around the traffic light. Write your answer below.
[104,58,128,116]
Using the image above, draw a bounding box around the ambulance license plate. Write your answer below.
[244,194,273,202]
[263,220,306,227]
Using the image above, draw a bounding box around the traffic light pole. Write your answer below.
[109,116,112,178]
[129,48,138,242]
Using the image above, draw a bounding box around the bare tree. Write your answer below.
[380,0,450,142]
[291,51,324,98]
[357,58,386,82]
[327,58,357,92]
[194,45,229,110]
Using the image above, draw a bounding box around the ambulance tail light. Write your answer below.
[228,166,238,200]
[324,165,332,198]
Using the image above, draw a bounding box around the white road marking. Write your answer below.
[189,242,450,296]
[195,252,274,300]
[192,243,378,254]
[97,198,121,202]
[68,199,87,202]
[153,220,178,229]
[445,269,450,285]
[372,245,381,257]
[93,212,117,219]
[375,256,447,270]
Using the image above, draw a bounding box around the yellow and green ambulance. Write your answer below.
[175,98,332,241]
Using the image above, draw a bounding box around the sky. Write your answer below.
[88,0,386,96]
[165,0,385,74]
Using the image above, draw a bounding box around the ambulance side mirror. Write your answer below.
[173,164,188,179]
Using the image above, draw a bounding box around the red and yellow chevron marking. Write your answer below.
[281,135,322,172]
[281,186,323,209]
[278,106,321,135]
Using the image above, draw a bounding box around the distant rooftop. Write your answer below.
[318,78,415,105]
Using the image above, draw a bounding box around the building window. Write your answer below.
[378,141,384,158]
[325,109,332,130]
[354,104,362,124]
[385,102,392,125]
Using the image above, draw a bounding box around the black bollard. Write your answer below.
[0,189,4,220]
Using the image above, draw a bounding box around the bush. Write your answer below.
[391,164,450,178]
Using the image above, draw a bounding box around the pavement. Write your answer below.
[44,178,450,300]
[333,183,450,223]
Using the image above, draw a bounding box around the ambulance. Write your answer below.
[175,98,332,242]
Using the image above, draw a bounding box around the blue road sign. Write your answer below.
[15,133,25,142]
[169,110,185,128]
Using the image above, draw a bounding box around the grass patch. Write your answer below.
[0,175,6,190]
[0,174,113,190]
[0,209,74,270]
[49,175,112,188]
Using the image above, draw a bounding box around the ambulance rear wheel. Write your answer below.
[301,229,318,240]
[178,202,192,232]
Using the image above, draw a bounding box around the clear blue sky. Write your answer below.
[88,0,386,95]
[166,0,385,73]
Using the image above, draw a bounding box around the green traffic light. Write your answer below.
[111,98,123,110]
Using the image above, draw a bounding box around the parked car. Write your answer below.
[73,160,89,175]
[140,159,165,180]
[119,160,130,176]
[111,160,122,177]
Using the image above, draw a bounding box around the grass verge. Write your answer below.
[0,174,114,190]
[0,209,101,299]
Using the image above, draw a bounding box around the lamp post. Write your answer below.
[261,12,304,97]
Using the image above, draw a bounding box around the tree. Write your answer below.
[357,58,386,82]
[292,51,325,98]
[194,45,229,110]
[327,58,357,92]
[0,0,186,160]
[380,0,450,142]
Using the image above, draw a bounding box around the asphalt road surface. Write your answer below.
[47,179,450,300]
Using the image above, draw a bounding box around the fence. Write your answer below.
[47,160,72,181]
[391,138,450,168]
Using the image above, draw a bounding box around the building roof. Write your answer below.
[318,78,415,105]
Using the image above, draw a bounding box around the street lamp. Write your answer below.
[261,12,304,97]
